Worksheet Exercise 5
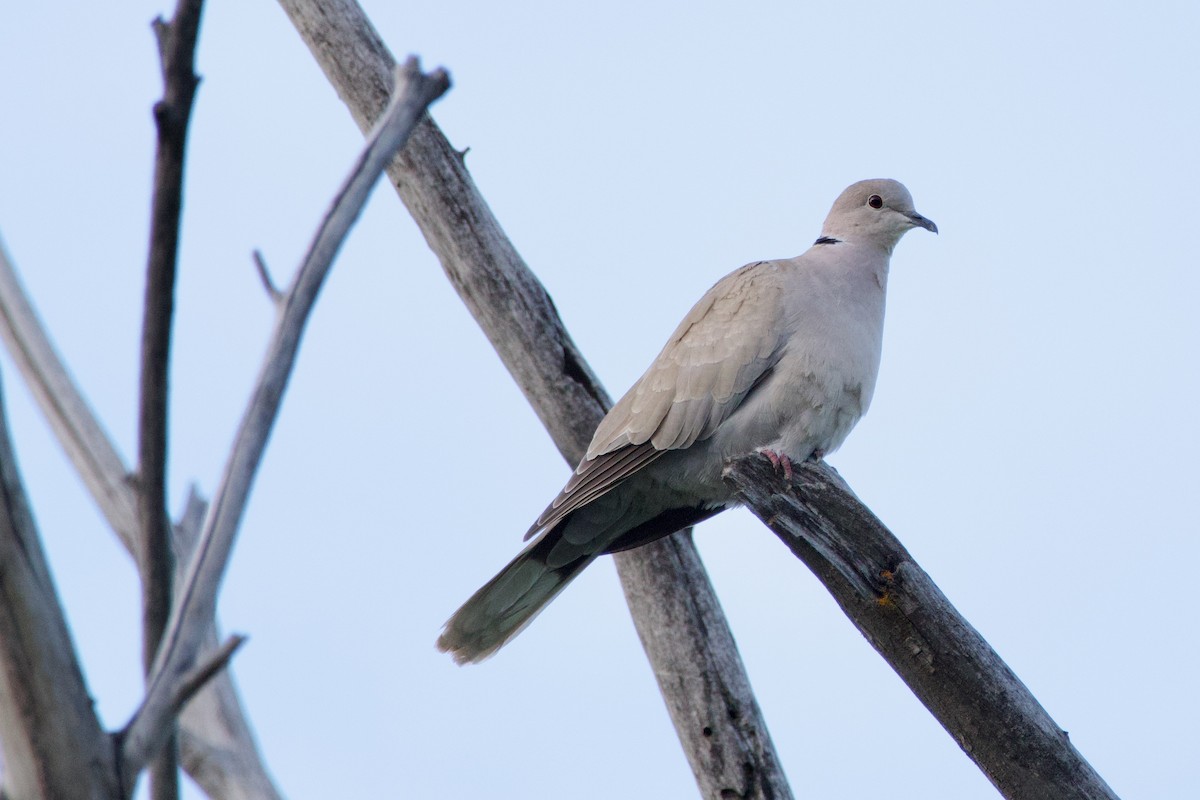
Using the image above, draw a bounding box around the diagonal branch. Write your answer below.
[168,635,246,718]
[0,371,120,800]
[275,3,792,797]
[117,57,451,784]
[0,236,139,551]
[723,455,1120,800]
[140,3,207,798]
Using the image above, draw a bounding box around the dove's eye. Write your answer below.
[867,195,883,209]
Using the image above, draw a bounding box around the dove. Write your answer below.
[438,178,936,664]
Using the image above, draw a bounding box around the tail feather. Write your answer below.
[438,479,722,663]
[436,525,600,664]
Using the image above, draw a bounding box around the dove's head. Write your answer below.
[820,179,937,252]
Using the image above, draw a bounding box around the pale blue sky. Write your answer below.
[2,2,1197,798]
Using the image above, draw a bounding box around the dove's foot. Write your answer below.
[757,448,794,481]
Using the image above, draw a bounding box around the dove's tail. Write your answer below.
[438,482,723,664]
[436,522,602,664]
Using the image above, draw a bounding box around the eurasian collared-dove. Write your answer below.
[438,178,936,664]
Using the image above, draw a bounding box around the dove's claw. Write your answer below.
[757,448,794,481]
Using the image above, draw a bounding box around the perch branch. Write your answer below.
[275,2,791,797]
[118,57,450,784]
[141,3,207,797]
[723,455,1119,800]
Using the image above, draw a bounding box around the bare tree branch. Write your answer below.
[252,251,283,304]
[0,237,138,551]
[169,487,284,800]
[118,57,450,784]
[169,635,246,716]
[723,455,1120,800]
[0,241,284,800]
[275,3,792,797]
[140,4,207,798]
[176,629,283,800]
[0,371,120,800]
[616,531,791,799]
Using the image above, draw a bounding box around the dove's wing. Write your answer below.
[526,260,788,538]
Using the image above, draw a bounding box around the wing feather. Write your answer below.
[590,260,788,455]
[525,260,789,539]
[525,443,663,540]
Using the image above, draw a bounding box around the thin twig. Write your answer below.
[140,3,207,798]
[169,635,247,714]
[252,251,283,303]
[118,57,450,783]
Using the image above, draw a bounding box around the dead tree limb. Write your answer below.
[139,3,208,797]
[0,238,138,551]
[0,371,120,800]
[276,3,792,797]
[119,57,450,786]
[723,455,1119,800]
[1,231,282,800]
[171,488,285,800]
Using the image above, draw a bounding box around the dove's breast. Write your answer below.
[711,245,889,463]
[632,244,890,503]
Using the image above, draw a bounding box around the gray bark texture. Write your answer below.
[724,456,1120,800]
[141,6,208,799]
[276,2,793,798]
[0,374,120,800]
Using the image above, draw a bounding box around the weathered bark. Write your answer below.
[724,456,1120,800]
[0,373,120,800]
[617,530,792,799]
[140,4,208,797]
[0,238,139,553]
[276,2,793,798]
[172,489,286,800]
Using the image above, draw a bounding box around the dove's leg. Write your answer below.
[757,447,794,481]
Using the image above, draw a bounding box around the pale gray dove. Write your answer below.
[438,178,936,664]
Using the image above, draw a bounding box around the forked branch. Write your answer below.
[0,227,282,800]
[118,57,450,784]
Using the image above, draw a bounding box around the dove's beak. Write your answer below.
[908,212,938,234]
